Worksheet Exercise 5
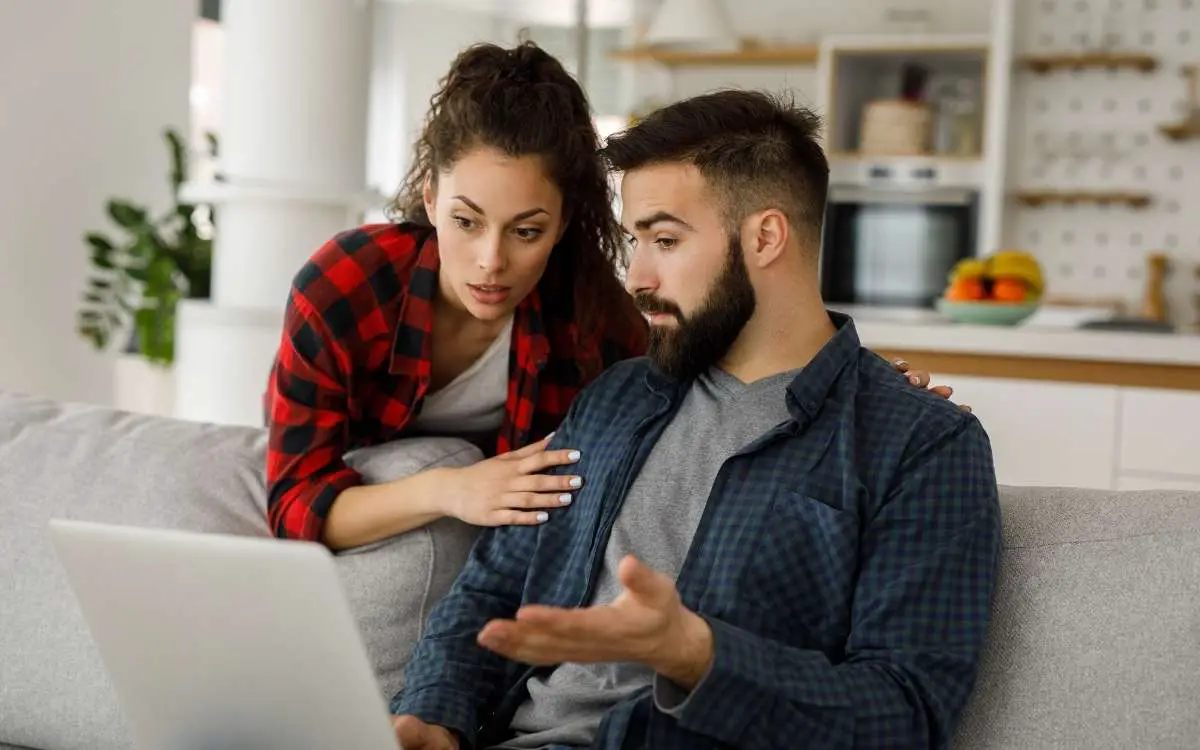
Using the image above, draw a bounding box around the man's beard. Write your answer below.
[634,234,756,381]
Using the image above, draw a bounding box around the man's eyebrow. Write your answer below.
[451,195,549,222]
[631,211,695,232]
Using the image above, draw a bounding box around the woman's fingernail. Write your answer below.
[567,450,581,461]
[546,431,556,440]
[895,359,908,367]
[909,375,920,384]
[569,476,582,488]
[536,512,550,523]
[558,494,573,505]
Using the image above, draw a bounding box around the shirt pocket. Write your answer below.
[737,489,860,644]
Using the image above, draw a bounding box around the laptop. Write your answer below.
[48,519,402,750]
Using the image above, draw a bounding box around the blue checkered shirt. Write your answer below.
[391,312,1003,750]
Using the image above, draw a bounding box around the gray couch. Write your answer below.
[1,390,1197,749]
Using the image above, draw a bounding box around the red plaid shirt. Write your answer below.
[265,223,647,541]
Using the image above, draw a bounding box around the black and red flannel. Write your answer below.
[265,223,647,542]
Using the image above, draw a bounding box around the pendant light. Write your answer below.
[642,0,737,50]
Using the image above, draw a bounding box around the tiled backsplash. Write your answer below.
[1003,0,1200,325]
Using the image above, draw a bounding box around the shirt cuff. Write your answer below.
[652,657,715,717]
[390,686,478,748]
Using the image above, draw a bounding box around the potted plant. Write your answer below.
[77,127,217,414]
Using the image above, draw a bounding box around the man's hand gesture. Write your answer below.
[477,555,714,689]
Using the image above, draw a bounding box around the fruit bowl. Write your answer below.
[939,250,1044,325]
[935,298,1040,326]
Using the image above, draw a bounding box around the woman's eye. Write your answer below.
[452,215,475,230]
[653,237,677,250]
[514,227,544,242]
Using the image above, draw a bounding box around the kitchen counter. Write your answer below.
[834,304,1200,390]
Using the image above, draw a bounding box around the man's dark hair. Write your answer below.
[601,89,830,255]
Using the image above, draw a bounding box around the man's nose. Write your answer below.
[623,246,656,296]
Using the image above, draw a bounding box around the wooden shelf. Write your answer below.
[1159,66,1200,141]
[1013,190,1153,208]
[609,44,819,67]
[1159,118,1200,141]
[1019,52,1158,74]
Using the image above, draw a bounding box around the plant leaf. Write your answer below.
[85,232,115,253]
[108,200,149,230]
[165,128,187,193]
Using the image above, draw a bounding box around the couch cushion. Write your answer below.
[954,485,1200,749]
[0,390,481,750]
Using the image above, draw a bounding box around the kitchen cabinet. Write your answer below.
[936,376,1200,491]
[942,374,1120,490]
[1115,475,1200,492]
[1117,388,1200,477]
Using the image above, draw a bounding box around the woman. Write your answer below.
[264,41,949,550]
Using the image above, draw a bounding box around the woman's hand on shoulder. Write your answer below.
[892,359,972,413]
[440,435,583,526]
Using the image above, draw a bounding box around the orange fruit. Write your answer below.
[992,278,1028,302]
[946,278,986,301]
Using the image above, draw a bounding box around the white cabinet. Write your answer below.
[1115,475,1200,492]
[1118,388,1200,476]
[1115,388,1200,490]
[943,375,1120,490]
[936,376,1200,491]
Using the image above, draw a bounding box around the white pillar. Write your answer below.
[176,0,381,427]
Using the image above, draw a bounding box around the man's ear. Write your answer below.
[422,172,435,219]
[743,208,790,269]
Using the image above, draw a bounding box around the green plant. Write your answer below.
[77,127,217,366]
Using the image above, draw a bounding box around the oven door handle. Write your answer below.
[828,185,974,206]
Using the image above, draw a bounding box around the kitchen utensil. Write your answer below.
[1140,252,1169,324]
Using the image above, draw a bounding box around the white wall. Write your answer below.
[366,1,510,209]
[0,0,193,405]
[625,0,992,110]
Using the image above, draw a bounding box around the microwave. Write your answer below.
[819,163,979,309]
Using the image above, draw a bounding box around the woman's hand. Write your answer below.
[892,359,972,413]
[441,434,583,526]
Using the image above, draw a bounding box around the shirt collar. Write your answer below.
[784,310,860,422]
[644,310,861,424]
[389,231,549,376]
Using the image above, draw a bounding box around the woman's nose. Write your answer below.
[475,234,506,273]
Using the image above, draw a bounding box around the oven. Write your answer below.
[819,161,979,309]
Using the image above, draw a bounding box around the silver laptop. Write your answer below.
[48,519,401,750]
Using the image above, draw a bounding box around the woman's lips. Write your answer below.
[468,283,511,306]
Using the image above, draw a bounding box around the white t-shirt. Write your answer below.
[408,317,512,435]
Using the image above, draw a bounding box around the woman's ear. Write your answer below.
[422,172,435,219]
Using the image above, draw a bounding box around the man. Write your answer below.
[388,89,1003,750]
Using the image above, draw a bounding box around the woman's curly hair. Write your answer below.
[388,42,644,370]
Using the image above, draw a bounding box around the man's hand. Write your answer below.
[391,715,459,750]
[476,555,714,690]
